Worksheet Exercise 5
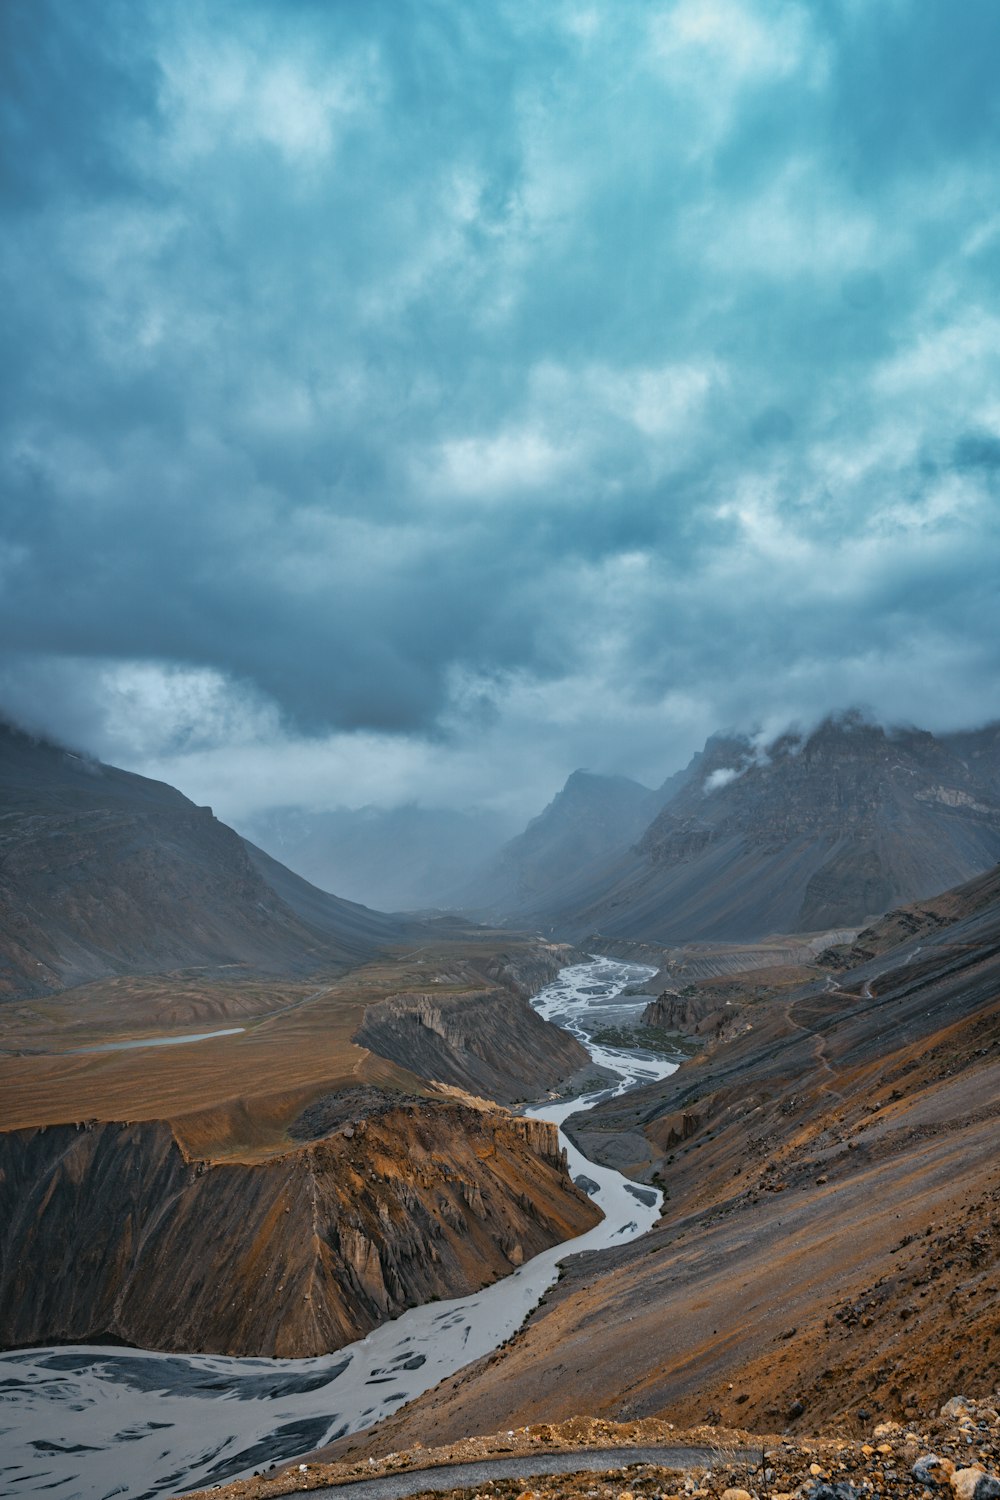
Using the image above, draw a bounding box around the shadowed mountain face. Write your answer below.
[0,1100,597,1357]
[943,721,1000,797]
[490,716,1000,943]
[462,770,662,915]
[0,724,409,998]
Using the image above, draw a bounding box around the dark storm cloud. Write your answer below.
[2,0,1000,807]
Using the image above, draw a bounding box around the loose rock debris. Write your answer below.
[183,1394,1000,1499]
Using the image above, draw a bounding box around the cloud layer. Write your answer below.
[2,0,999,820]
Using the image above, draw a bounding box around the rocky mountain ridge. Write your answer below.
[461,770,662,916]
[491,714,1000,943]
[320,861,1000,1450]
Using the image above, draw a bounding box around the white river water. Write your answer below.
[0,958,678,1500]
[67,1028,247,1054]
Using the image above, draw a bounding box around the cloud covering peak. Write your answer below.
[2,0,999,820]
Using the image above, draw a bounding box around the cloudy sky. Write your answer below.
[2,0,999,825]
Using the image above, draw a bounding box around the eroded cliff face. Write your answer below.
[476,945,583,1001]
[322,869,1000,1459]
[0,1094,598,1357]
[353,983,589,1103]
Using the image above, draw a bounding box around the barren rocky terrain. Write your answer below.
[0,1098,596,1356]
[0,931,596,1357]
[304,865,1000,1461]
[0,729,603,1364]
[3,725,999,1500]
[494,717,1000,943]
[189,1395,1000,1500]
[0,722,412,997]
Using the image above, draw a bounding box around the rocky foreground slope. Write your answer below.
[316,864,1000,1460]
[192,1396,1000,1500]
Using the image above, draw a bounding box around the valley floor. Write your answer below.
[196,870,1000,1500]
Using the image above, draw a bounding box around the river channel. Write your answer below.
[0,958,678,1500]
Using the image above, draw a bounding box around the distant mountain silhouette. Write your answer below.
[241,802,514,912]
[460,769,663,915]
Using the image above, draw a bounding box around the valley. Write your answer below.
[8,8,1000,1497]
[315,867,1000,1465]
[0,958,678,1498]
[2,719,999,1500]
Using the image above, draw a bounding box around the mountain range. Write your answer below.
[3,705,1000,1483]
[464,713,1000,942]
[322,855,1000,1456]
[459,769,664,913]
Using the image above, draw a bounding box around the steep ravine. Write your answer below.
[0,939,591,1358]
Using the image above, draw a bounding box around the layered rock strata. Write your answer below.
[0,1094,598,1357]
[320,866,1000,1450]
[353,984,589,1104]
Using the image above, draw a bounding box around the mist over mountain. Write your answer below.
[221,714,1000,943]
[461,770,665,916]
[6,2,1000,1487]
[240,804,515,912]
[479,714,1000,943]
[942,721,1000,797]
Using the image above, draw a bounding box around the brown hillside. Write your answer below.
[323,865,1000,1459]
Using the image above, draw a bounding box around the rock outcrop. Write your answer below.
[353,983,589,1104]
[641,990,706,1033]
[217,1401,1000,1500]
[328,863,1000,1446]
[0,1093,598,1357]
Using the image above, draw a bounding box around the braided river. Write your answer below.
[0,957,678,1500]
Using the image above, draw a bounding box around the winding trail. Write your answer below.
[300,1445,744,1500]
[0,959,677,1500]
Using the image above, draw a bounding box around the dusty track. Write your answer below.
[288,1448,737,1500]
